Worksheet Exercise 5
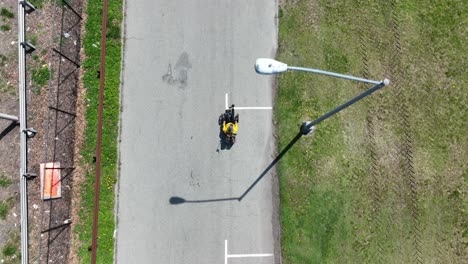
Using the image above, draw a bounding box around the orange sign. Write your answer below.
[40,162,62,200]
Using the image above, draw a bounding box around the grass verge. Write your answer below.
[0,8,15,19]
[0,197,14,220]
[0,175,13,187]
[0,24,11,31]
[75,0,123,263]
[1,231,21,264]
[31,66,50,88]
[277,0,467,263]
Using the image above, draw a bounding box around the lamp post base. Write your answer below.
[300,122,315,135]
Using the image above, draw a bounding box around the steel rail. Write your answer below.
[18,0,28,263]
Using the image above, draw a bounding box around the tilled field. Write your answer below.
[277,1,467,263]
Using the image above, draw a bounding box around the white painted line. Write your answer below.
[225,240,228,264]
[224,240,273,264]
[225,93,228,110]
[228,253,274,258]
[224,93,272,110]
[232,106,272,110]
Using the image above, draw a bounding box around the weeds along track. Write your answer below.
[388,1,422,263]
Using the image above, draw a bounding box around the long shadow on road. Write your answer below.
[170,81,387,204]
[170,132,303,204]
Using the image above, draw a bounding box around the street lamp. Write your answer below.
[169,58,390,203]
[255,58,389,135]
[255,58,388,85]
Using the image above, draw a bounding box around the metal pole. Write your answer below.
[0,113,19,123]
[18,0,29,263]
[287,66,382,85]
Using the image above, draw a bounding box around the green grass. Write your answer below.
[0,83,16,95]
[0,54,6,64]
[75,0,123,263]
[0,203,9,219]
[0,7,14,33]
[0,24,11,31]
[2,244,16,257]
[277,0,467,263]
[0,8,14,19]
[0,54,16,95]
[28,0,65,9]
[28,0,47,9]
[1,231,21,264]
[28,35,38,46]
[0,175,13,187]
[31,66,50,87]
[0,197,14,220]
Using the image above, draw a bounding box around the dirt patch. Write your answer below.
[68,3,87,262]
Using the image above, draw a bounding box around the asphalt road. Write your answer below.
[116,1,278,263]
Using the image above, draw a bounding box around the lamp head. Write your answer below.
[255,58,288,75]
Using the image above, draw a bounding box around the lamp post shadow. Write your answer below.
[170,81,387,205]
[169,132,303,205]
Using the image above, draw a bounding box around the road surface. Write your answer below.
[116,1,279,263]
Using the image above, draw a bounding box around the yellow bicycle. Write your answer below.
[218,104,239,145]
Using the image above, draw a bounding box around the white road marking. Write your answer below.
[224,240,273,264]
[228,253,275,258]
[232,106,273,110]
[225,239,228,264]
[225,93,272,110]
[225,93,229,110]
